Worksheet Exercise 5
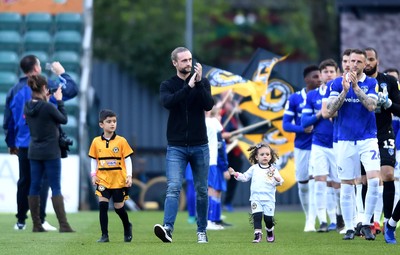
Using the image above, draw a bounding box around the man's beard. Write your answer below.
[364,65,377,76]
[179,67,191,75]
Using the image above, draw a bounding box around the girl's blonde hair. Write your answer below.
[247,142,279,165]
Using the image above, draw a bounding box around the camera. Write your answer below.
[59,128,73,158]
[48,87,58,94]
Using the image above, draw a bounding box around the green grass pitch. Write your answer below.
[0,210,398,255]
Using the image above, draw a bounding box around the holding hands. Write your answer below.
[228,167,236,176]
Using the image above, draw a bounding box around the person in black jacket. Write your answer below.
[154,47,214,244]
[24,75,74,233]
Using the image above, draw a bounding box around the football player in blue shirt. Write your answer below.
[283,65,321,232]
[326,49,380,241]
[321,49,352,234]
[302,59,341,233]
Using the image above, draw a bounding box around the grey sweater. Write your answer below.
[24,99,67,160]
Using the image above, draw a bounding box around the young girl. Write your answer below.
[228,142,283,243]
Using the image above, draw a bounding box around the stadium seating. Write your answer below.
[64,96,79,116]
[23,31,52,53]
[0,91,7,112]
[0,128,7,153]
[53,31,82,53]
[0,51,19,73]
[55,13,82,32]
[0,31,22,53]
[0,12,82,156]
[0,71,18,92]
[51,51,81,74]
[0,12,23,32]
[24,12,53,32]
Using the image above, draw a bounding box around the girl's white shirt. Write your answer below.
[235,163,284,202]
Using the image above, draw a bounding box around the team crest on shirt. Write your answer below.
[361,86,369,94]
[252,202,258,210]
[375,84,379,93]
[113,147,119,153]
[389,148,394,156]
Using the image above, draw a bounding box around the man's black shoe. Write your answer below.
[124,223,132,242]
[215,220,233,227]
[343,230,355,240]
[154,224,172,243]
[317,222,328,232]
[354,222,363,236]
[361,225,375,240]
[97,234,109,243]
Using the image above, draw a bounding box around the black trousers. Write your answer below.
[16,148,50,223]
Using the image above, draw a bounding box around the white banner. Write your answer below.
[0,154,80,213]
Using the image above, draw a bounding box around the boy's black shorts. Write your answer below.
[95,185,129,203]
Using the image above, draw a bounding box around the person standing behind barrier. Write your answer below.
[154,47,214,244]
[220,92,243,212]
[3,55,78,231]
[24,75,74,233]
[283,65,321,232]
[89,109,134,243]
[326,49,380,241]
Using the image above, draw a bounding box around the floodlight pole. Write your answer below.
[185,0,193,51]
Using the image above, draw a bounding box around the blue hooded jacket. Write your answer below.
[3,73,78,148]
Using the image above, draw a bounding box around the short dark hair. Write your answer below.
[319,58,338,71]
[20,55,38,74]
[365,47,378,59]
[351,48,367,58]
[342,48,353,57]
[99,109,117,123]
[384,68,399,74]
[303,65,320,78]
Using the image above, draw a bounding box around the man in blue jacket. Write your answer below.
[3,55,78,231]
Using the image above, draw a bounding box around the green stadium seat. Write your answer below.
[0,51,19,73]
[0,71,18,92]
[0,131,8,153]
[55,13,82,32]
[64,96,79,115]
[0,31,22,53]
[53,31,82,53]
[21,51,49,71]
[24,12,53,32]
[51,51,81,74]
[23,31,52,53]
[0,91,7,111]
[0,12,23,32]
[61,114,79,150]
